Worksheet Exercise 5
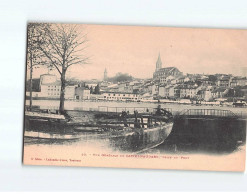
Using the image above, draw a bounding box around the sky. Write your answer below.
[31,24,247,80]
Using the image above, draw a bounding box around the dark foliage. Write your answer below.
[107,72,133,83]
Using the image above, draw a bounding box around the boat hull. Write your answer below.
[108,122,174,153]
[24,110,174,153]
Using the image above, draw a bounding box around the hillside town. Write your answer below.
[26,54,247,106]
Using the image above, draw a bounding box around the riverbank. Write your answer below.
[25,99,247,117]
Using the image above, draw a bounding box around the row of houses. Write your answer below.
[217,76,247,87]
[153,83,244,101]
[155,83,201,99]
[154,73,247,89]
[99,78,246,102]
[27,74,144,101]
[99,80,144,95]
[153,54,247,86]
[96,54,247,102]
[27,74,91,100]
[101,92,140,101]
[27,62,247,103]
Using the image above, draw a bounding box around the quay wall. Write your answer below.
[160,116,246,153]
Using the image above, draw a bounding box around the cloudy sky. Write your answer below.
[32,24,247,80]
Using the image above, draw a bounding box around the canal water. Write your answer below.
[150,117,246,155]
[24,100,247,155]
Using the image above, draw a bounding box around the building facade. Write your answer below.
[102,92,140,101]
[75,87,90,100]
[39,74,61,98]
[36,74,77,99]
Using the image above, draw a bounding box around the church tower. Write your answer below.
[104,68,108,81]
[156,53,162,71]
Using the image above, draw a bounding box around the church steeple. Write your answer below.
[156,53,162,71]
[104,68,108,81]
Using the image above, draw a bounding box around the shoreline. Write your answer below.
[25,99,247,117]
[25,97,247,107]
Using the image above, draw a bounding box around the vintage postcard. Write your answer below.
[23,23,246,171]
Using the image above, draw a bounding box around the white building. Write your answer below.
[39,74,61,98]
[75,87,90,100]
[180,85,200,98]
[65,86,76,99]
[158,85,176,98]
[158,85,166,97]
[102,92,140,101]
[151,84,159,96]
[38,74,76,99]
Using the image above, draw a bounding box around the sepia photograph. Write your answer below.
[23,23,246,171]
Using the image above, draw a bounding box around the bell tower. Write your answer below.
[156,53,162,71]
[104,68,108,81]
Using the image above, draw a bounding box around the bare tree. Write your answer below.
[26,23,49,111]
[37,24,89,114]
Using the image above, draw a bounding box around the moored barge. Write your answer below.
[24,106,174,153]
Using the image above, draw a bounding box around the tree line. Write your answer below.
[106,72,133,83]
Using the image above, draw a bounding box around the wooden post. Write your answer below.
[141,116,144,128]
